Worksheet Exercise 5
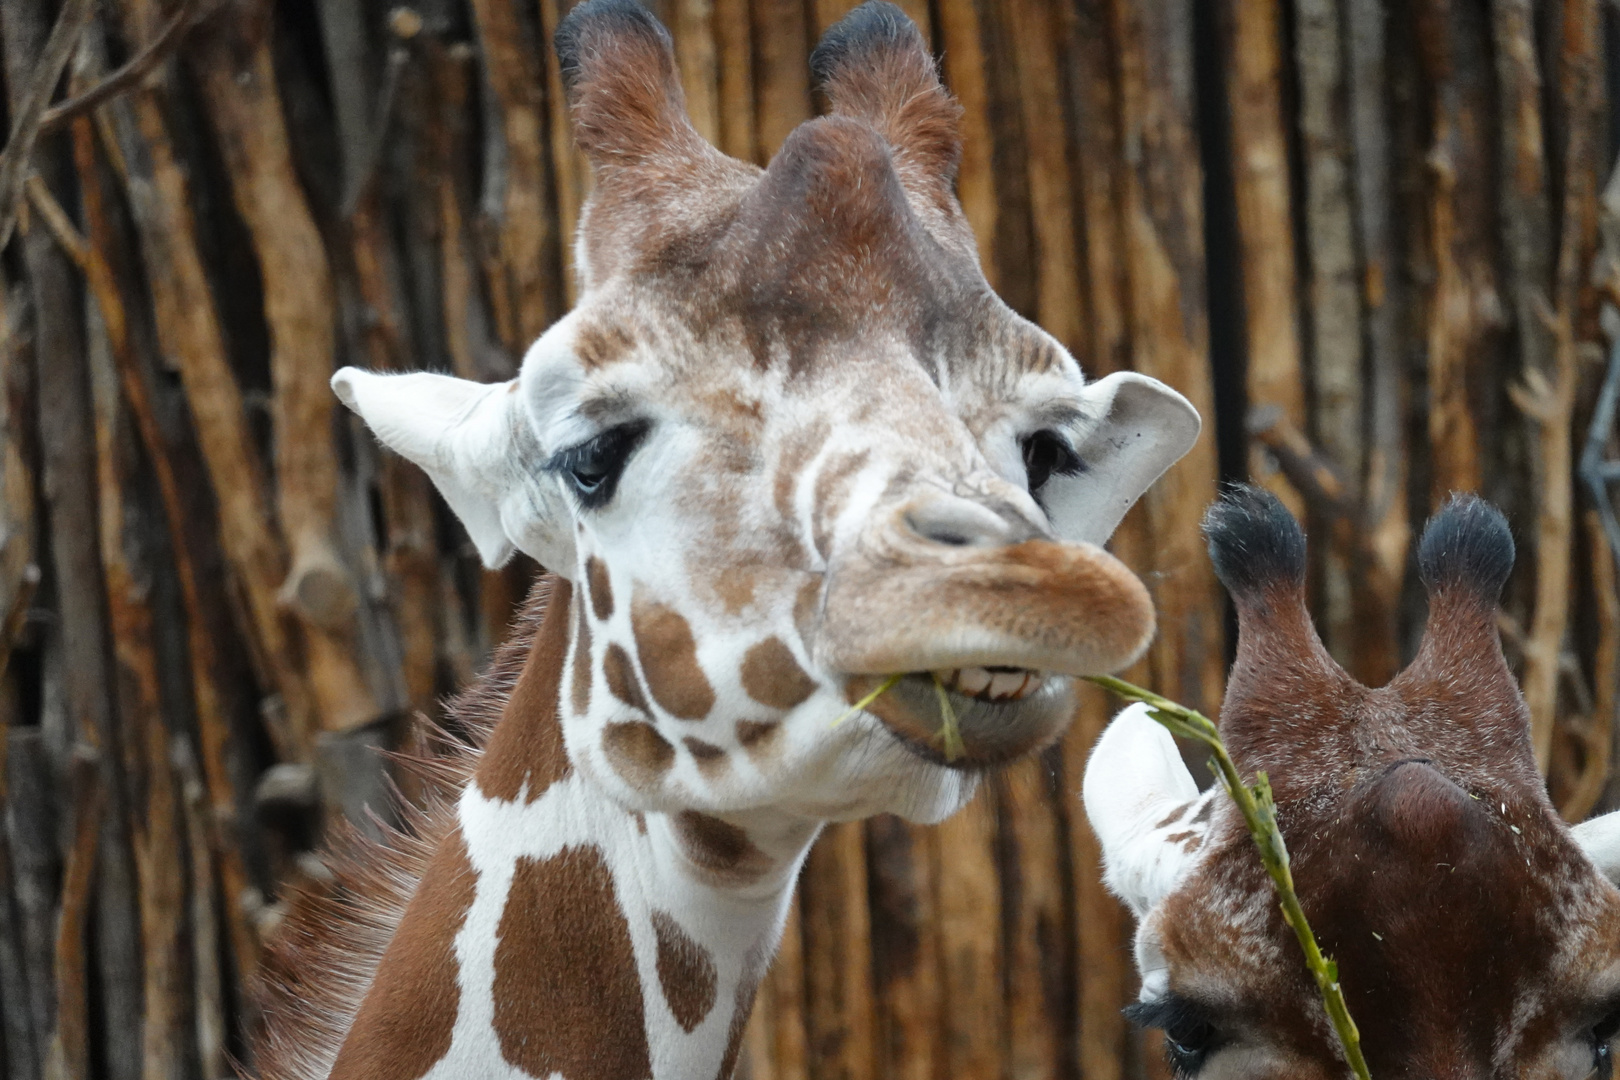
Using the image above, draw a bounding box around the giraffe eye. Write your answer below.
[547,420,650,509]
[1125,995,1222,1078]
[1019,429,1083,495]
[1593,1006,1620,1078]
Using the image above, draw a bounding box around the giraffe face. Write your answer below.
[1085,490,1620,1079]
[334,1,1198,822]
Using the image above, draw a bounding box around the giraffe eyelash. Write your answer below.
[544,419,651,509]
[1019,429,1084,499]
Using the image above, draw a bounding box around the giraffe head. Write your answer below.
[1086,487,1620,1078]
[334,0,1198,825]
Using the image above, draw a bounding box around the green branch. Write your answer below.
[1084,675,1372,1080]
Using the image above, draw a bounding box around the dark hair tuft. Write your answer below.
[1203,485,1307,599]
[1417,493,1514,600]
[555,0,669,93]
[809,1,922,86]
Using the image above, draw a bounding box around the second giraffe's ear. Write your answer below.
[1083,703,1209,916]
[1574,810,1620,885]
[1042,373,1201,548]
[332,368,577,573]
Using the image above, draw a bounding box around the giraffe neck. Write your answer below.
[325,579,816,1080]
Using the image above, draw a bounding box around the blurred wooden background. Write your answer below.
[0,0,1616,1077]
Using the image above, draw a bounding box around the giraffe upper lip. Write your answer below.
[817,538,1156,679]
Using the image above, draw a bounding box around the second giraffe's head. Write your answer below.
[332,0,1198,822]
[1088,488,1620,1077]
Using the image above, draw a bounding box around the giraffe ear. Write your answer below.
[811,2,961,195]
[556,0,708,172]
[1083,703,1207,916]
[1573,810,1620,884]
[332,368,577,572]
[1043,373,1201,548]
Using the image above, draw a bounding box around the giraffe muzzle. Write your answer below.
[818,537,1155,679]
[817,534,1156,765]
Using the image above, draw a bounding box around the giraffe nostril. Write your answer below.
[903,496,1037,549]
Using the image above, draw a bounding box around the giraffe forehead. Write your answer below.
[1152,795,1620,1066]
[559,272,1072,423]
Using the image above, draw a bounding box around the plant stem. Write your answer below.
[831,673,904,728]
[1084,674,1373,1080]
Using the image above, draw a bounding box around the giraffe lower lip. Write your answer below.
[932,666,1045,702]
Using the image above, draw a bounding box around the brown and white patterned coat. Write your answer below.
[1087,488,1620,1079]
[252,2,1202,1078]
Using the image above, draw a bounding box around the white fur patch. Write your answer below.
[1083,702,1213,916]
[1573,809,1620,884]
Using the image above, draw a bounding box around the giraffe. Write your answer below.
[1085,485,1620,1079]
[253,2,1202,1078]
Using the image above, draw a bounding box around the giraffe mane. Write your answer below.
[248,578,556,1080]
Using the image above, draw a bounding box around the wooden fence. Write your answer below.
[0,0,1615,1077]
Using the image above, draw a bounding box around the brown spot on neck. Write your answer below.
[672,811,774,887]
[477,578,575,803]
[1155,802,1190,829]
[793,575,823,644]
[740,636,818,710]
[571,594,593,717]
[492,846,651,1079]
[735,719,782,758]
[586,556,615,620]
[604,721,676,789]
[714,566,759,615]
[328,829,477,1080]
[632,593,716,719]
[605,642,652,713]
[651,910,718,1032]
[715,944,768,1080]
[683,736,729,775]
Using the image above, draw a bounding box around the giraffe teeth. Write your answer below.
[931,667,1045,702]
[955,667,994,696]
[988,670,1027,700]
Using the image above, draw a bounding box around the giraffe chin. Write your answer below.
[852,672,1077,769]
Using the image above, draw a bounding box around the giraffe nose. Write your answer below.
[902,494,1045,549]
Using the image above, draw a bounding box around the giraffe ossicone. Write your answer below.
[1086,486,1620,1078]
[259,2,1203,1077]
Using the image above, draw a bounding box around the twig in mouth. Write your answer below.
[830,673,903,729]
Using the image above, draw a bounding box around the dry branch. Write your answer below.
[190,2,383,737]
[0,0,95,254]
[935,0,997,281]
[800,822,877,1080]
[102,0,319,761]
[1293,0,1365,661]
[1345,0,1407,685]
[43,752,102,1080]
[864,815,941,1080]
[469,0,560,351]
[997,759,1070,1079]
[931,792,1002,1077]
[4,730,57,1074]
[87,309,192,1080]
[1223,0,1306,518]
[36,1,198,137]
[1559,511,1617,821]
